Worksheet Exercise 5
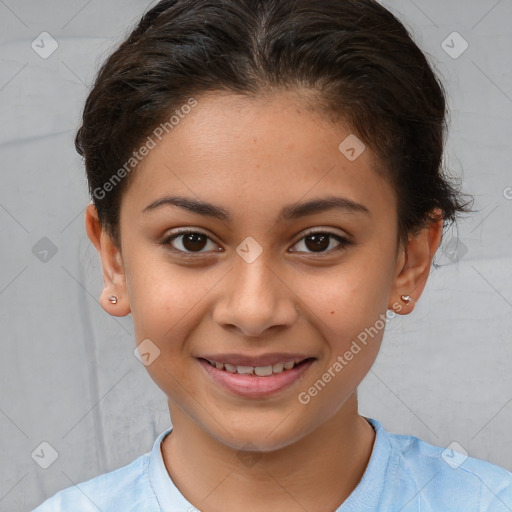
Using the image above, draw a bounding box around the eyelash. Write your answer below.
[161,228,353,257]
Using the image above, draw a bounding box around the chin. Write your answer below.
[207,414,315,453]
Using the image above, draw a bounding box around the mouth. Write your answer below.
[197,355,317,398]
[200,357,315,376]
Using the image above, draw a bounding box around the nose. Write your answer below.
[212,255,299,338]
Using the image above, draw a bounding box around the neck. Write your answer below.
[160,394,376,512]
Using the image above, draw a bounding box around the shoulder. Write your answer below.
[31,452,159,512]
[384,426,512,511]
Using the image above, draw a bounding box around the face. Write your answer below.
[88,91,436,452]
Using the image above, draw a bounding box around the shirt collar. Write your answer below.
[147,417,391,511]
[337,416,393,511]
[148,426,198,511]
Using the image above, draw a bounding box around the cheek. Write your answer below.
[295,252,394,341]
[127,262,207,398]
[127,253,210,348]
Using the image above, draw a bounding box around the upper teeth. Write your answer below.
[206,359,298,376]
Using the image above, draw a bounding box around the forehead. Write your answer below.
[120,91,395,225]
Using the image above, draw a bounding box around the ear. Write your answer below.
[388,209,444,315]
[85,203,131,317]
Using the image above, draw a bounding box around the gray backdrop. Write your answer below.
[1,1,511,511]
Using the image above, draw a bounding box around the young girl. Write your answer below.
[33,0,512,510]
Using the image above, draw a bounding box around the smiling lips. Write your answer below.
[197,353,316,398]
[199,352,314,376]
[204,358,303,376]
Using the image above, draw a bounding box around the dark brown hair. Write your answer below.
[76,0,472,251]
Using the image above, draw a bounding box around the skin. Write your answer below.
[85,91,443,512]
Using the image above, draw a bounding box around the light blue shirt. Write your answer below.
[32,417,512,511]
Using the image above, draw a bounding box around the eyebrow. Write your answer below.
[142,195,371,221]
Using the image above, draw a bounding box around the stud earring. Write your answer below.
[401,295,413,305]
[109,295,118,304]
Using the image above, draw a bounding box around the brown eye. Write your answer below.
[163,230,218,254]
[291,231,352,254]
[304,233,330,252]
[181,232,208,252]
